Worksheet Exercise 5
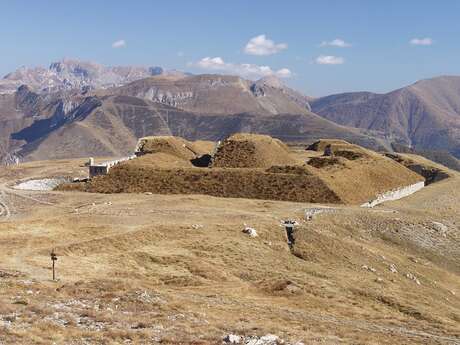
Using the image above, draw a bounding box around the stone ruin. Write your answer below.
[88,155,136,178]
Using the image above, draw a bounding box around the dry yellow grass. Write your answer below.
[67,136,425,206]
[136,136,213,160]
[61,165,342,203]
[297,141,425,204]
[0,157,459,344]
[212,133,299,168]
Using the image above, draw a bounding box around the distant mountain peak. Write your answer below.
[254,75,284,88]
[0,59,186,95]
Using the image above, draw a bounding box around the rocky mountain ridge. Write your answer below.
[311,76,460,158]
[110,74,313,115]
[0,59,185,94]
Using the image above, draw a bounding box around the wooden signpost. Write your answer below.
[50,249,58,281]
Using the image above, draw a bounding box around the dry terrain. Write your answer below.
[0,68,387,164]
[0,153,459,344]
[64,136,424,206]
[310,76,460,158]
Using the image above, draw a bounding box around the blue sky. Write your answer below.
[1,0,460,96]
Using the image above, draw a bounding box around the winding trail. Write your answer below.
[0,181,63,221]
[0,190,11,219]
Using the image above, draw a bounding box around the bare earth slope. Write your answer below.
[311,76,460,158]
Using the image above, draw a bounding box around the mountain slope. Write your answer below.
[11,94,386,160]
[311,76,460,158]
[12,96,172,160]
[0,86,85,161]
[110,74,311,115]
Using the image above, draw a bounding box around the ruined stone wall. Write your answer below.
[88,155,136,178]
[361,181,425,208]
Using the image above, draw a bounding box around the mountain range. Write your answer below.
[0,59,459,169]
[311,76,460,159]
[0,59,185,95]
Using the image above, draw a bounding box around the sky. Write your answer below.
[1,0,460,96]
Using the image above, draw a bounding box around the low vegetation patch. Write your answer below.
[212,133,298,168]
[307,156,345,169]
[58,164,343,203]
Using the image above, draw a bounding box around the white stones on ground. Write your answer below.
[246,334,280,345]
[375,277,384,283]
[284,281,302,294]
[304,207,336,220]
[243,225,258,238]
[191,224,204,230]
[223,334,242,344]
[432,221,448,237]
[14,178,69,191]
[405,272,421,285]
[224,334,282,345]
[0,314,16,328]
[361,265,376,273]
[389,264,398,273]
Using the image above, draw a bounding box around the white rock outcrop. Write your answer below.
[223,334,242,344]
[246,335,279,345]
[389,264,398,273]
[432,222,448,237]
[405,272,421,285]
[242,225,258,238]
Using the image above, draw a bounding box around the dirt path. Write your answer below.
[0,190,11,219]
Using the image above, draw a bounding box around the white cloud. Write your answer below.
[244,34,288,56]
[320,38,351,48]
[194,57,292,79]
[196,57,226,69]
[275,68,292,78]
[315,55,344,65]
[410,37,433,46]
[112,39,126,48]
[177,51,184,57]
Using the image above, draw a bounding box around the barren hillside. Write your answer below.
[0,156,458,344]
[110,74,310,116]
[311,76,460,158]
[8,93,386,161]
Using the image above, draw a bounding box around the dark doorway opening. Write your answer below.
[191,154,212,167]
